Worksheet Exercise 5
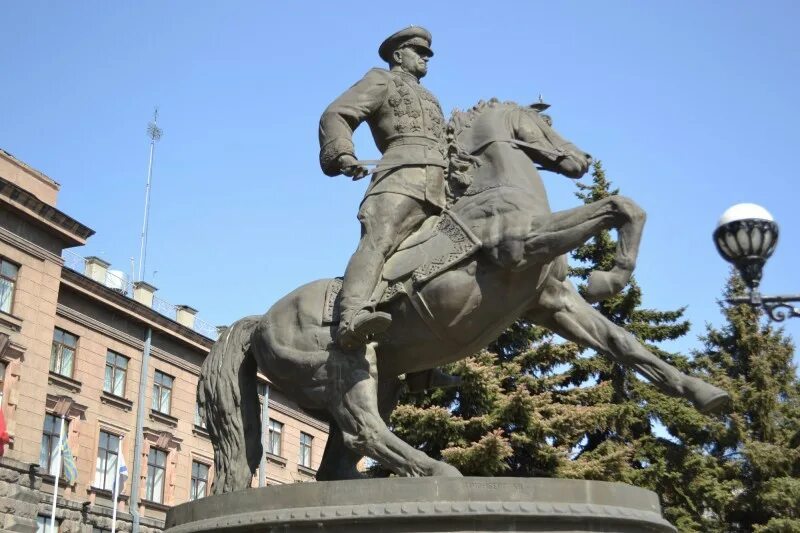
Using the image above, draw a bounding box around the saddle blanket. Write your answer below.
[323,210,481,324]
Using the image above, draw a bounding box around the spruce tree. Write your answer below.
[688,274,800,532]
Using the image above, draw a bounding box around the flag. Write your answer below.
[0,409,9,456]
[111,440,128,533]
[116,449,128,492]
[50,435,78,484]
[48,438,61,477]
[60,438,78,484]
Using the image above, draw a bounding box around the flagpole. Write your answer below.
[49,415,65,532]
[111,436,122,533]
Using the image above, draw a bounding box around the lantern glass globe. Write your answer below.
[713,203,779,291]
[717,203,774,228]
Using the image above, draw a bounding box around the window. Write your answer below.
[104,351,128,397]
[0,360,6,408]
[299,432,313,468]
[190,461,209,501]
[50,328,77,378]
[257,381,268,415]
[145,447,167,503]
[151,371,173,414]
[39,414,67,473]
[36,516,60,532]
[268,419,283,457]
[94,431,120,491]
[194,403,206,428]
[0,258,18,314]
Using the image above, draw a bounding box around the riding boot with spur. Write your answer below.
[338,309,392,351]
[337,249,392,351]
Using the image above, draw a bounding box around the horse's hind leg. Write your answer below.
[528,277,730,414]
[316,375,404,480]
[316,421,364,481]
[326,343,462,477]
[314,372,405,481]
[378,374,404,421]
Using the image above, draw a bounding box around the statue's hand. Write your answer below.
[338,154,369,180]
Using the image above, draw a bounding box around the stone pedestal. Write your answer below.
[0,458,41,532]
[165,477,676,532]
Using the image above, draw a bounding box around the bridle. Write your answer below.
[463,108,576,164]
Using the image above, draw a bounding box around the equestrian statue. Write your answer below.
[198,26,730,493]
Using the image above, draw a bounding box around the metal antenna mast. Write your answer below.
[138,108,163,282]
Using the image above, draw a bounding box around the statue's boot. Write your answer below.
[682,376,731,414]
[406,368,462,392]
[337,309,392,351]
[584,266,633,303]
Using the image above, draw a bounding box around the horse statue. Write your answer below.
[199,98,729,493]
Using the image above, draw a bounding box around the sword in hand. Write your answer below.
[337,154,370,181]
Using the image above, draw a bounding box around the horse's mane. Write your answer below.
[445,98,517,205]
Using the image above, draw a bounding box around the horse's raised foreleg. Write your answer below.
[527,276,730,414]
[325,343,462,477]
[524,195,645,302]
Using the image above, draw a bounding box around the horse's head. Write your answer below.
[446,99,592,198]
[511,103,592,178]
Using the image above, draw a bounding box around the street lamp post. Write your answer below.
[713,203,800,321]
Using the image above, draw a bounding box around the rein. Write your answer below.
[350,109,575,182]
[457,134,571,197]
[468,137,572,163]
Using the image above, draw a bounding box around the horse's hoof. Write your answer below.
[698,392,731,415]
[684,376,731,414]
[430,462,463,477]
[584,271,617,302]
[584,269,629,303]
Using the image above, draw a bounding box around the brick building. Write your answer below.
[0,149,328,532]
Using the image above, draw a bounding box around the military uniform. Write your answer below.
[319,67,448,209]
[319,26,448,349]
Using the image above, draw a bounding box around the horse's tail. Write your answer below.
[197,315,262,494]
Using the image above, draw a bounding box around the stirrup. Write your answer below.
[338,310,392,350]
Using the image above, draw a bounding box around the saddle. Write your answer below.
[323,210,481,324]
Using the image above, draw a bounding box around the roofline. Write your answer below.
[0,175,95,247]
[60,267,215,352]
[0,148,60,189]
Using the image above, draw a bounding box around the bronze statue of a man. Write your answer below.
[319,26,447,350]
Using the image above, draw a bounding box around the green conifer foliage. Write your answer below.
[690,274,800,532]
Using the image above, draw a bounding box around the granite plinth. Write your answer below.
[165,477,676,533]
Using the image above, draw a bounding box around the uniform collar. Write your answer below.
[391,69,421,84]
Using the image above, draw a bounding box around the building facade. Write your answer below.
[0,149,328,532]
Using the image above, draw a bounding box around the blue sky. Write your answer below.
[2,1,799,361]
